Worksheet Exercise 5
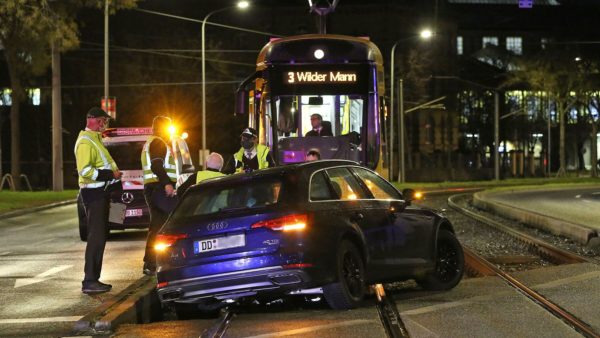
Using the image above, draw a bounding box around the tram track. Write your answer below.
[198,284,410,338]
[449,192,599,337]
[448,193,591,266]
[463,247,599,338]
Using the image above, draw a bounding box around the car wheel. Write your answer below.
[323,240,365,310]
[173,302,219,320]
[417,229,464,291]
[77,197,87,242]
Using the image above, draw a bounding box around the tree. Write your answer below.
[0,0,136,190]
[505,50,584,177]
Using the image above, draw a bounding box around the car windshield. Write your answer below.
[105,142,145,170]
[171,178,283,220]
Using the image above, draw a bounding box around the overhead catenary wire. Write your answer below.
[133,8,284,38]
[41,80,244,90]
[79,41,255,67]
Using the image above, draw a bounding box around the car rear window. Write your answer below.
[171,178,282,220]
[105,142,145,170]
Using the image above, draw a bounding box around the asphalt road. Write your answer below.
[487,186,600,231]
[0,204,147,338]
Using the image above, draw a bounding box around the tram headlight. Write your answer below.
[313,49,325,60]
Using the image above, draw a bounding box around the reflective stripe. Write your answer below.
[79,182,105,188]
[75,133,116,188]
[141,136,177,184]
[80,166,94,176]
[75,136,111,169]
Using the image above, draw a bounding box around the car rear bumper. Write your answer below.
[157,266,315,303]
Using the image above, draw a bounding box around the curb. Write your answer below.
[473,191,598,245]
[421,187,484,197]
[0,199,77,220]
[72,275,161,335]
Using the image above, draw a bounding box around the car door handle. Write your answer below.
[350,212,364,222]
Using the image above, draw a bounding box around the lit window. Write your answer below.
[506,37,522,55]
[482,36,498,48]
[0,89,12,106]
[457,36,463,55]
[28,88,41,106]
[541,38,548,50]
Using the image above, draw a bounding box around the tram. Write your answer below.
[235,34,386,173]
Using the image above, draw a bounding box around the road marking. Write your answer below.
[8,223,41,232]
[575,194,581,199]
[244,319,377,338]
[30,238,55,246]
[535,271,600,289]
[403,317,441,337]
[14,265,72,288]
[0,316,81,324]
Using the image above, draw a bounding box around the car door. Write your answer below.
[351,167,430,265]
[323,167,391,273]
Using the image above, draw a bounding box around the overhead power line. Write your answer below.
[134,8,284,38]
[43,80,244,89]
[80,41,255,67]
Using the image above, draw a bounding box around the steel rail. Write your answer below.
[464,247,599,338]
[200,308,235,338]
[373,284,411,338]
[448,194,590,265]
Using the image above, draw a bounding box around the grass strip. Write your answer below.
[0,190,78,213]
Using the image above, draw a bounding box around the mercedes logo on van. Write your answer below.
[206,221,228,231]
[121,192,134,204]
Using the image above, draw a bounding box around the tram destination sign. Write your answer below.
[271,65,369,95]
[285,70,357,84]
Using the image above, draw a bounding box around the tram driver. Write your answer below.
[305,114,333,137]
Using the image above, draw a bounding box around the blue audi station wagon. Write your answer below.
[155,160,464,314]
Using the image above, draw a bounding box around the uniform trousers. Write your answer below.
[143,183,177,266]
[80,188,109,285]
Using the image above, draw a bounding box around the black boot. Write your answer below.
[82,281,111,294]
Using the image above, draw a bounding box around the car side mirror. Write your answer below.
[182,164,195,174]
[402,188,416,206]
[390,200,406,213]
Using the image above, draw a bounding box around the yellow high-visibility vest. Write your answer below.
[233,144,270,173]
[196,170,226,184]
[140,136,177,184]
[74,130,118,188]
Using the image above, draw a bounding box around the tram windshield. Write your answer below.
[274,95,364,138]
[269,94,366,165]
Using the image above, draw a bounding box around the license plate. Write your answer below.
[125,208,143,217]
[194,234,245,254]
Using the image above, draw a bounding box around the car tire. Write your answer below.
[77,196,87,242]
[323,240,365,310]
[417,229,464,291]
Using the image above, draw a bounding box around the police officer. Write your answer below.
[306,148,321,161]
[227,127,275,173]
[75,107,121,294]
[176,152,226,196]
[140,116,178,275]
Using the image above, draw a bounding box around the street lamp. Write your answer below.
[201,1,250,168]
[389,29,432,182]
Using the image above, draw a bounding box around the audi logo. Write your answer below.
[121,192,134,204]
[206,221,228,231]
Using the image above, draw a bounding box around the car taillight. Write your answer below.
[154,233,188,252]
[157,281,168,289]
[251,214,308,232]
